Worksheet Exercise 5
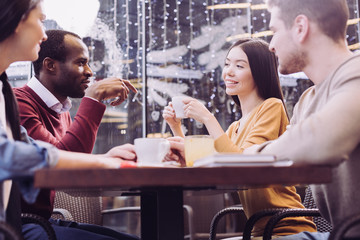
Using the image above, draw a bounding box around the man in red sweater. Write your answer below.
[14,29,139,240]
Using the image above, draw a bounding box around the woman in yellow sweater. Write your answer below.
[163,38,316,238]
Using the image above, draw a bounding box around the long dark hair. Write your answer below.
[0,74,21,140]
[0,0,40,140]
[228,38,287,116]
[0,0,40,42]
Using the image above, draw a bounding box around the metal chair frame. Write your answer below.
[209,186,332,240]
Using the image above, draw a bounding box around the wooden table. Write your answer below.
[34,166,332,240]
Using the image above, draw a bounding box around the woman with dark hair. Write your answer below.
[0,0,138,239]
[163,38,316,238]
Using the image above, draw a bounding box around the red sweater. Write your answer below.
[14,85,106,219]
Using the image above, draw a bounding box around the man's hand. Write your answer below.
[85,77,137,106]
[105,144,137,161]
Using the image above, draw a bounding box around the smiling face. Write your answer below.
[14,1,47,61]
[53,35,93,100]
[222,46,257,98]
[268,7,307,75]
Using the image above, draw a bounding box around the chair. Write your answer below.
[0,221,22,240]
[209,206,283,240]
[209,186,332,240]
[21,213,57,240]
[262,187,332,239]
[54,191,238,240]
[185,192,246,240]
[0,214,57,240]
[52,191,102,225]
[53,191,143,237]
[328,214,360,240]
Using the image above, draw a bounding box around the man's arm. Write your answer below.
[16,78,137,153]
[15,88,105,153]
[248,76,360,166]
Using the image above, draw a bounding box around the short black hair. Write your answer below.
[32,29,81,76]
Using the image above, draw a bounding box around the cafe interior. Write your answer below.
[7,0,360,239]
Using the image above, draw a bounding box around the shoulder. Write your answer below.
[13,85,44,110]
[253,98,288,125]
[336,53,360,74]
[13,85,35,100]
[331,53,360,85]
[227,119,240,130]
[13,86,27,96]
[258,98,285,112]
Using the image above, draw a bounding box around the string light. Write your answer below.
[138,0,360,135]
[125,0,131,79]
[188,0,194,85]
[175,0,180,83]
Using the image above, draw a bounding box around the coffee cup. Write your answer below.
[134,138,170,166]
[172,96,188,119]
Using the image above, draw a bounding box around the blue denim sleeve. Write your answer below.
[0,126,59,203]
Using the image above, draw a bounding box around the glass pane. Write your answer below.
[6,0,360,152]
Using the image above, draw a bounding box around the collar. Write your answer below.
[27,76,72,114]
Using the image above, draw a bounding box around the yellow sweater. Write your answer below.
[214,98,316,236]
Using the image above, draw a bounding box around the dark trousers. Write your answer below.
[22,218,140,240]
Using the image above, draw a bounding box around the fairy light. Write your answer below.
[188,0,195,85]
[114,0,117,36]
[204,0,211,86]
[209,0,215,82]
[163,0,168,54]
[136,0,142,80]
[353,0,360,48]
[247,0,252,36]
[205,0,210,26]
[129,0,143,108]
[133,0,360,136]
[207,3,251,10]
[175,0,181,83]
[125,0,131,79]
[148,1,154,52]
[141,0,147,136]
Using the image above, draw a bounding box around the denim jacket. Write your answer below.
[0,125,59,220]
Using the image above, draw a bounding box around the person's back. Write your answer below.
[286,53,360,236]
[244,0,360,239]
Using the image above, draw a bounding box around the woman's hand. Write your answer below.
[183,98,212,124]
[163,102,185,137]
[163,102,182,128]
[183,98,225,139]
[164,136,186,167]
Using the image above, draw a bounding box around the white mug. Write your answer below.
[134,138,170,166]
[172,96,188,119]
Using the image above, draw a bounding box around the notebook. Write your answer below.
[193,153,293,167]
